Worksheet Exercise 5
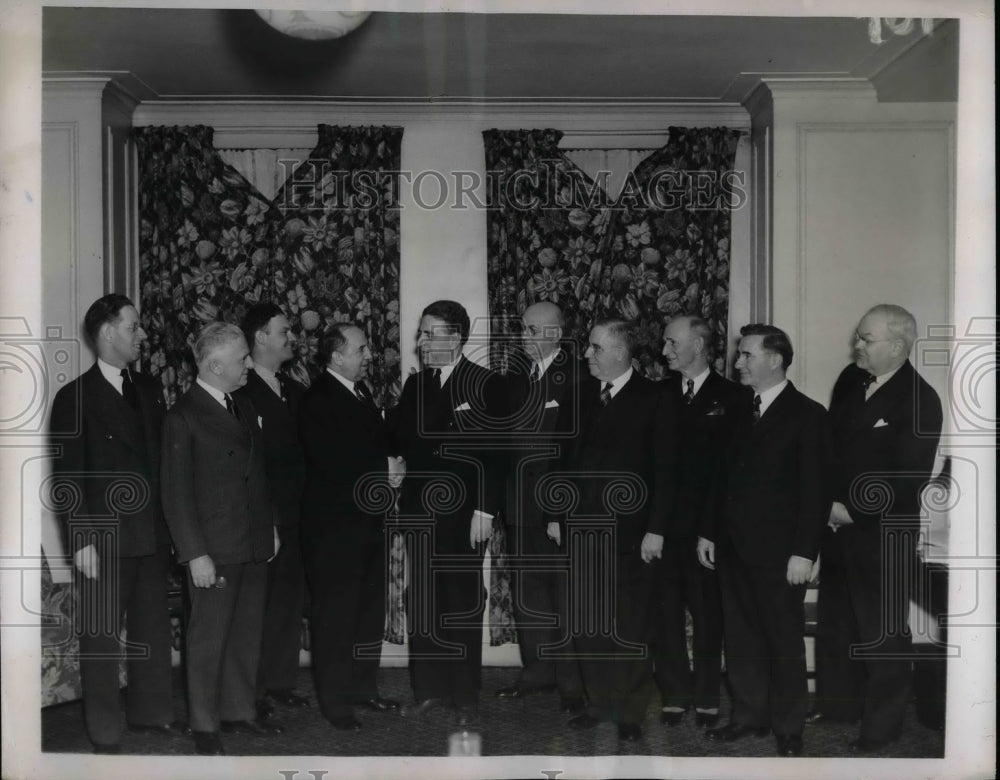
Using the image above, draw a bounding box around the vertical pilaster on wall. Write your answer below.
[743,82,774,327]
[102,82,140,301]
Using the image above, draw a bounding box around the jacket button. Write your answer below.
[432,448,440,457]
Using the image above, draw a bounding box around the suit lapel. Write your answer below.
[749,381,795,439]
[189,383,251,446]
[83,365,145,455]
[322,372,383,430]
[848,360,913,438]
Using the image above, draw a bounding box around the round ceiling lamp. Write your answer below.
[255,10,372,40]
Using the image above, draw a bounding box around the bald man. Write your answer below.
[813,304,942,751]
[495,302,585,712]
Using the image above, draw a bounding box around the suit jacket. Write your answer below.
[665,371,751,541]
[235,369,306,529]
[161,383,275,565]
[49,363,168,557]
[502,347,583,528]
[709,381,830,567]
[392,356,506,533]
[828,360,942,526]
[298,371,391,547]
[553,371,677,556]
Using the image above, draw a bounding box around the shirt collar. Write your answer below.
[438,354,464,386]
[605,366,633,399]
[684,365,711,397]
[869,364,902,394]
[326,367,356,393]
[97,358,126,390]
[533,347,562,379]
[755,378,788,417]
[254,364,282,396]
[196,376,228,408]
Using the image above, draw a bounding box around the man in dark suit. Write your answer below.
[236,303,309,717]
[698,324,828,757]
[393,299,506,726]
[651,315,749,729]
[161,322,282,755]
[49,294,182,753]
[812,304,942,750]
[299,324,401,731]
[494,302,585,713]
[549,317,676,742]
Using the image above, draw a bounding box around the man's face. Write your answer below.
[416,314,461,367]
[211,337,253,392]
[662,318,698,375]
[333,326,372,382]
[257,314,295,364]
[102,305,146,366]
[521,307,562,363]
[734,334,777,390]
[853,312,900,376]
[584,325,626,382]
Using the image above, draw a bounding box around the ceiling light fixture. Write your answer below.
[867,17,935,45]
[255,10,372,40]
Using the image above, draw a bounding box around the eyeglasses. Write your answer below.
[853,333,893,346]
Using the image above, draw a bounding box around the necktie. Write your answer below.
[599,382,613,407]
[752,394,761,423]
[355,381,373,408]
[277,373,288,404]
[529,363,540,384]
[120,368,137,409]
[430,367,442,390]
[224,393,240,420]
[862,372,877,400]
[683,378,695,404]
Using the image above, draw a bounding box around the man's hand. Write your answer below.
[546,522,561,546]
[808,555,821,585]
[640,532,664,563]
[267,526,282,563]
[786,555,813,585]
[74,544,99,580]
[387,456,406,489]
[469,511,493,548]
[189,554,217,588]
[828,501,854,532]
[696,536,715,570]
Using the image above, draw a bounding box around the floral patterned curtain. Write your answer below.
[483,126,742,643]
[134,124,408,643]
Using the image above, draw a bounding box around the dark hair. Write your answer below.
[421,300,470,346]
[317,322,357,366]
[240,302,285,351]
[593,316,637,358]
[739,323,793,368]
[83,294,135,345]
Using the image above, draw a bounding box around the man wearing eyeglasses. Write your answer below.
[811,304,942,751]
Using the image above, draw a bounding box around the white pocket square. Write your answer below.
[544,400,560,409]
[873,418,889,428]
[454,402,472,412]
[257,415,264,429]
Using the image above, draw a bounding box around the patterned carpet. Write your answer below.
[41,667,945,759]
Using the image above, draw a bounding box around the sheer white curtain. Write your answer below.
[562,148,656,202]
[216,148,313,201]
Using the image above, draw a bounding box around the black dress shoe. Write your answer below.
[568,713,601,730]
[354,696,400,712]
[267,690,311,708]
[326,713,362,731]
[659,708,687,727]
[401,697,449,718]
[695,711,720,729]
[192,731,224,756]
[495,684,556,699]
[705,722,770,742]
[618,722,643,742]
[126,720,192,737]
[849,735,898,753]
[219,719,285,735]
[560,695,587,714]
[92,743,120,754]
[256,698,275,720]
[776,734,803,757]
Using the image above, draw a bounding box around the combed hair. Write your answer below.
[317,323,357,366]
[673,314,713,358]
[240,302,285,351]
[193,322,245,366]
[866,304,918,354]
[83,293,135,345]
[594,316,637,358]
[740,323,794,369]
[422,300,470,346]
